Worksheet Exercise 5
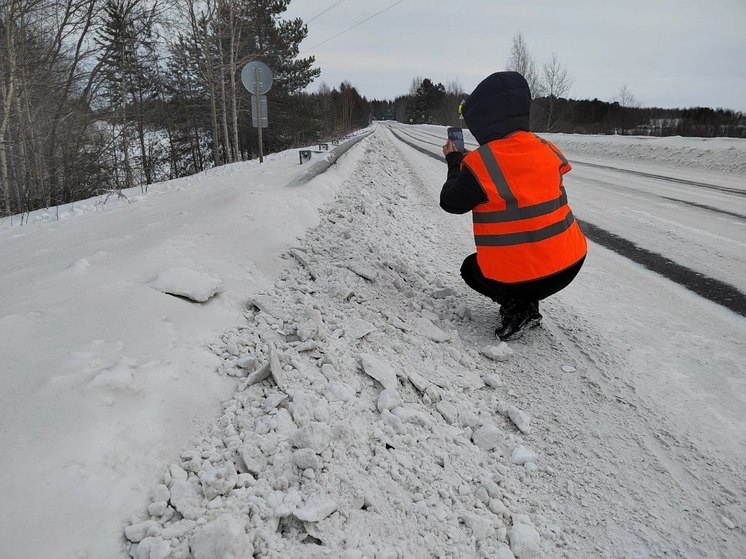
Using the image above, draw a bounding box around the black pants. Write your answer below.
[460,253,585,306]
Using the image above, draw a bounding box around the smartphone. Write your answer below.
[447,127,465,152]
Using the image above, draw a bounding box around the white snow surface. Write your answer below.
[1,126,745,558]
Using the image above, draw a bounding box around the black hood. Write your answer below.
[462,71,531,144]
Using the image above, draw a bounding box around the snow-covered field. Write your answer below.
[1,125,744,558]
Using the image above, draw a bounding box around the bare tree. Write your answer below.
[616,85,640,109]
[408,76,423,96]
[615,84,641,134]
[506,32,539,98]
[540,53,573,131]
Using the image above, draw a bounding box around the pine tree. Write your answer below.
[96,0,161,190]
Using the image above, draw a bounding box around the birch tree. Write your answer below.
[506,32,539,98]
[540,53,573,131]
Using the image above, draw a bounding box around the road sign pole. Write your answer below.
[255,67,264,163]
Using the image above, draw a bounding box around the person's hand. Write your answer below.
[442,140,458,156]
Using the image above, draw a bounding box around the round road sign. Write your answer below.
[241,61,273,95]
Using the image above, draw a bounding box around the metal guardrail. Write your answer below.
[286,130,374,187]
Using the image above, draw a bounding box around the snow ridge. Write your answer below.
[126,134,543,558]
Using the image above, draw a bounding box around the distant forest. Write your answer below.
[370,80,745,138]
[1,3,742,219]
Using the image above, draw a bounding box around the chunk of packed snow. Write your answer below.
[507,406,531,434]
[511,446,539,466]
[297,307,324,341]
[414,317,451,342]
[325,382,355,402]
[473,424,502,451]
[360,353,398,389]
[510,515,541,558]
[290,422,332,453]
[150,267,222,302]
[294,495,337,522]
[269,348,289,392]
[168,479,202,520]
[481,343,514,361]
[461,512,494,540]
[345,318,377,340]
[199,462,237,500]
[190,515,253,559]
[483,372,503,388]
[124,520,161,543]
[436,401,458,424]
[377,388,403,412]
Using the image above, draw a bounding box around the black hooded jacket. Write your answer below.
[440,71,531,214]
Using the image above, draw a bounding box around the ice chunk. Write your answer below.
[269,347,289,393]
[481,343,514,361]
[133,536,170,559]
[151,267,222,302]
[325,382,355,402]
[297,307,324,341]
[168,479,202,520]
[404,369,430,392]
[507,406,531,434]
[473,424,502,451]
[191,515,253,559]
[377,388,402,412]
[495,542,516,559]
[343,261,378,281]
[414,317,450,342]
[125,520,161,543]
[461,512,494,540]
[345,318,377,340]
[511,445,538,466]
[360,353,398,390]
[293,448,321,471]
[294,495,337,522]
[509,516,541,558]
[238,443,266,476]
[483,373,503,388]
[242,362,271,388]
[199,461,237,500]
[436,401,458,424]
[290,422,331,453]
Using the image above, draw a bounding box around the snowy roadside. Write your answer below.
[543,133,746,176]
[124,132,548,558]
[0,143,369,559]
[123,129,745,558]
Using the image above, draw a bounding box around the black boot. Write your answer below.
[495,301,542,341]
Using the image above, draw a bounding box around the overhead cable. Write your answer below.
[300,0,405,56]
[306,0,348,24]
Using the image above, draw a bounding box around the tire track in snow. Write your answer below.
[571,160,746,196]
[388,126,746,317]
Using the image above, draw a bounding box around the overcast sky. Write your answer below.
[284,0,746,111]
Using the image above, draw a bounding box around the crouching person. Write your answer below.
[441,71,587,341]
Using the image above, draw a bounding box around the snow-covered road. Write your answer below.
[1,125,744,558]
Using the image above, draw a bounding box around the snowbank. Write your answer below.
[126,132,543,558]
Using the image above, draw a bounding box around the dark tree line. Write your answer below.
[371,75,744,139]
[0,0,371,218]
[370,76,465,128]
[530,97,744,137]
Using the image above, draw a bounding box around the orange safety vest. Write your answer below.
[461,131,587,283]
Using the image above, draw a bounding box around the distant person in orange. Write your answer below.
[441,71,587,340]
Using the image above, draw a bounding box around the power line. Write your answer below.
[300,0,405,56]
[306,0,348,24]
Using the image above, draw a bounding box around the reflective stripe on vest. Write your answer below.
[462,131,587,283]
